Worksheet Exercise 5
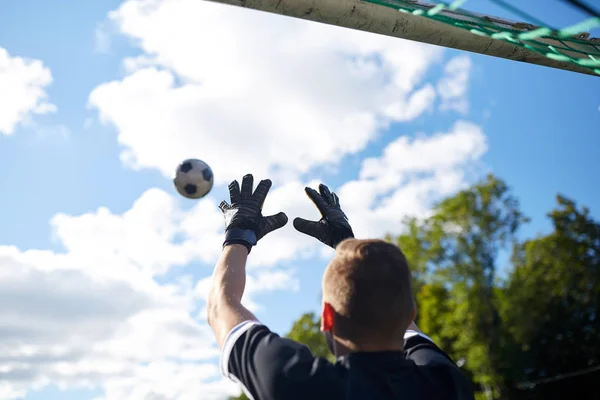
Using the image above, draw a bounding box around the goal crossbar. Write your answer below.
[205,0,600,77]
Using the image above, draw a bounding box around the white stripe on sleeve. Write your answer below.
[220,320,263,378]
[404,329,435,344]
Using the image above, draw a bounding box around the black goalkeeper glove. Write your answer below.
[219,174,288,253]
[293,184,354,249]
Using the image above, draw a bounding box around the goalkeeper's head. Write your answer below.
[320,238,416,356]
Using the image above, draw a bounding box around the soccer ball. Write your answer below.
[173,159,214,199]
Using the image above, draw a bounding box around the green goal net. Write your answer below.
[364,0,600,76]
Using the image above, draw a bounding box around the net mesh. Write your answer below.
[364,0,600,75]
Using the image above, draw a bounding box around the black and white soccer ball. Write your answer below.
[173,159,214,199]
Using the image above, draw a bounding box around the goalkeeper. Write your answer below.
[208,174,474,400]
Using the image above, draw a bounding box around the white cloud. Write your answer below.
[359,120,486,182]
[339,120,487,238]
[50,188,222,278]
[0,188,293,400]
[98,361,234,400]
[0,47,56,135]
[88,0,444,184]
[437,55,471,115]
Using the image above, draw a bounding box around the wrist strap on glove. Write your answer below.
[223,228,257,254]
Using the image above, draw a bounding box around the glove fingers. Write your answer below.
[264,212,288,234]
[253,179,272,210]
[319,184,334,204]
[228,180,241,205]
[293,217,326,238]
[305,187,329,215]
[332,192,340,207]
[218,200,230,213]
[241,174,254,200]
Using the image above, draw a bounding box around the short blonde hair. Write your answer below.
[323,239,414,344]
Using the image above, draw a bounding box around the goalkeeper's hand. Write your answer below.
[219,174,288,253]
[293,184,354,248]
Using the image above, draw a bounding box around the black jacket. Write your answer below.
[221,321,475,400]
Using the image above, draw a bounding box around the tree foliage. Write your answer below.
[395,175,527,399]
[501,195,600,397]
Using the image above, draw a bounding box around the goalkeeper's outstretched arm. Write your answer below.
[207,243,257,349]
[207,174,288,349]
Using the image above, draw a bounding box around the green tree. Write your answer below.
[416,282,453,354]
[395,174,527,400]
[387,217,431,302]
[502,195,600,397]
[228,394,249,400]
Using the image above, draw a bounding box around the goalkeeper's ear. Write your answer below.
[320,302,334,332]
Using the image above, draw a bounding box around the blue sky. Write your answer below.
[0,0,599,399]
